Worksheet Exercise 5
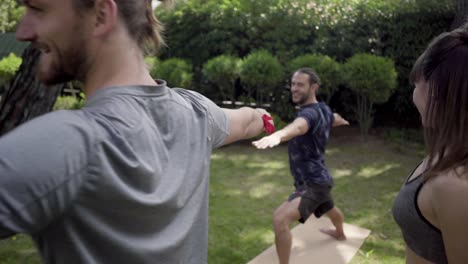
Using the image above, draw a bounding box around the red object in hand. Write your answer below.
[262,114,276,134]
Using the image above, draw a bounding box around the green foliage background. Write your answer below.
[0,53,21,85]
[343,53,398,137]
[203,55,242,104]
[156,0,454,126]
[287,54,342,103]
[153,58,193,88]
[0,0,23,33]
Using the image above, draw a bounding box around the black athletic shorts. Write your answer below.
[287,182,334,223]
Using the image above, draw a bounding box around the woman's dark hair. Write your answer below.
[410,24,468,179]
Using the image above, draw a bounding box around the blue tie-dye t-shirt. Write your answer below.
[288,102,334,187]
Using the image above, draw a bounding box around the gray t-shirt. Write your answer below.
[0,82,228,264]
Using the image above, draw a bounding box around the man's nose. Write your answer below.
[16,15,37,42]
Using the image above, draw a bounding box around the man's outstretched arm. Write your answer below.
[253,112,349,149]
[333,113,349,127]
[221,108,272,146]
[252,117,309,149]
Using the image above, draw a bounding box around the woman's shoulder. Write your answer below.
[430,167,468,185]
[427,168,468,209]
[425,168,468,260]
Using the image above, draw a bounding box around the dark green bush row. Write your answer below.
[155,0,455,127]
[152,50,397,138]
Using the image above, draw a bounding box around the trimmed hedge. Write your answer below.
[155,0,455,126]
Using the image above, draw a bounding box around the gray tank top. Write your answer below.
[392,169,448,264]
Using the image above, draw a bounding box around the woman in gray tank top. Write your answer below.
[392,24,468,263]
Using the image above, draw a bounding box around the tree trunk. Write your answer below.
[0,45,64,136]
[451,0,468,29]
[356,94,373,140]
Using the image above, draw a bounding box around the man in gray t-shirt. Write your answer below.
[0,1,273,263]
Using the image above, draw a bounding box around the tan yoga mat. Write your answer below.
[247,217,371,264]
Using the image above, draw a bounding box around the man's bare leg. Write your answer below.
[319,206,346,240]
[273,198,301,264]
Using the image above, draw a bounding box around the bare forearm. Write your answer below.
[243,108,264,138]
[252,117,306,149]
[222,107,265,145]
[272,122,304,143]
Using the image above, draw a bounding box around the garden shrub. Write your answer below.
[0,53,22,89]
[154,58,193,88]
[202,55,242,106]
[145,56,160,79]
[239,50,283,107]
[53,93,85,110]
[156,0,455,128]
[343,53,397,138]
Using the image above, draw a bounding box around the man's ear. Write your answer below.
[93,0,118,37]
[311,83,319,93]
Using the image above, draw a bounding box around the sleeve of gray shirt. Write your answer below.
[174,89,228,149]
[203,97,228,149]
[0,111,93,238]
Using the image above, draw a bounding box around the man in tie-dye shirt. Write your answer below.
[253,68,349,264]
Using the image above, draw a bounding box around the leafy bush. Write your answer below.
[343,53,397,138]
[240,50,283,106]
[287,54,342,103]
[0,53,22,86]
[154,58,193,88]
[378,2,453,127]
[249,111,290,141]
[156,0,314,67]
[156,0,454,128]
[382,127,424,146]
[0,0,24,33]
[269,87,296,123]
[270,112,289,131]
[202,55,242,106]
[53,93,85,110]
[145,56,160,79]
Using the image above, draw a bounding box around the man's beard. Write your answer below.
[37,37,87,86]
[295,94,308,106]
[293,90,311,106]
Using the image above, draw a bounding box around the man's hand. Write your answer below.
[252,134,282,149]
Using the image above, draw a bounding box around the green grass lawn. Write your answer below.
[0,235,41,264]
[0,128,423,264]
[208,128,424,264]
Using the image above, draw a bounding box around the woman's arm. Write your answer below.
[431,171,468,263]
